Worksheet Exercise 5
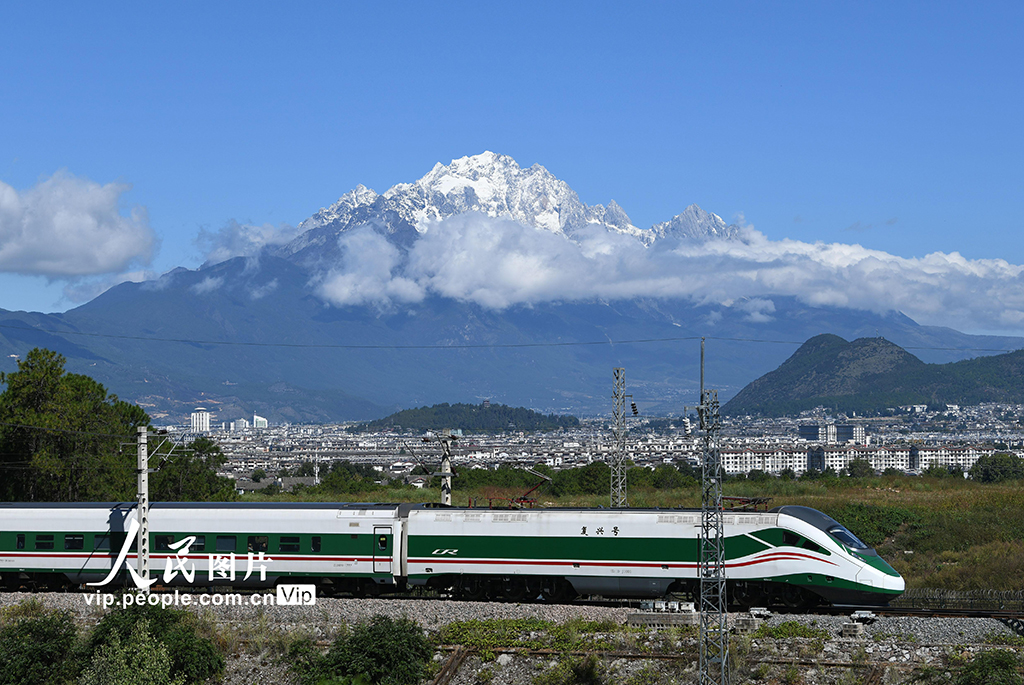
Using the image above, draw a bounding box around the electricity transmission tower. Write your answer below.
[698,339,730,685]
[611,368,630,508]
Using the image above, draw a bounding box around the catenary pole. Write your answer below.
[699,338,729,685]
[137,426,150,593]
[611,368,629,508]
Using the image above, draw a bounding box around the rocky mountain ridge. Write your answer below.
[274,151,738,266]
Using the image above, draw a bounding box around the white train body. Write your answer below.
[0,502,904,607]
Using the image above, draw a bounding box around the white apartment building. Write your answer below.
[190,408,211,433]
[709,444,995,476]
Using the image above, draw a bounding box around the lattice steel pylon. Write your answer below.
[698,343,729,684]
[611,368,628,508]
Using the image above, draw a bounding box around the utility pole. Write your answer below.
[423,430,457,506]
[438,431,454,506]
[136,426,151,594]
[698,338,729,684]
[611,368,631,508]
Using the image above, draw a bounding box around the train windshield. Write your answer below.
[773,505,872,551]
[826,525,868,550]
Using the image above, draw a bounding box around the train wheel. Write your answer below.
[501,577,528,603]
[731,582,766,610]
[459,577,487,601]
[1,573,19,592]
[524,578,544,602]
[779,584,815,611]
[350,579,378,597]
[541,578,576,604]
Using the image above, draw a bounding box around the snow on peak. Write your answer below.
[646,204,739,244]
[281,153,737,264]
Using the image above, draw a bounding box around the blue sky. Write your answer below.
[1,2,1022,331]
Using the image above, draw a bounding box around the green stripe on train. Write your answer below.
[408,532,785,562]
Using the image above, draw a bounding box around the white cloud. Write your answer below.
[191,276,224,294]
[249,279,278,300]
[0,171,156,277]
[195,219,302,265]
[312,212,1024,334]
[316,227,424,307]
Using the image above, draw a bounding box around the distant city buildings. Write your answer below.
[798,423,866,445]
[190,407,211,433]
[836,425,866,444]
[164,401,1023,484]
[253,414,269,428]
[798,423,836,443]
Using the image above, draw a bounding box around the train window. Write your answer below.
[192,536,205,551]
[782,532,799,546]
[35,534,54,550]
[16,534,25,550]
[216,536,236,553]
[155,535,175,551]
[377,535,388,550]
[65,534,84,550]
[279,536,300,553]
[801,539,822,553]
[94,535,110,551]
[110,533,137,552]
[827,526,868,549]
[247,536,268,553]
[311,536,321,553]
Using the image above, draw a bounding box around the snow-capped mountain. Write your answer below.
[275,152,737,266]
[644,203,740,246]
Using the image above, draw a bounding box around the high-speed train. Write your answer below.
[0,502,904,608]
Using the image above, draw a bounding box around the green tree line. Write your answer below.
[352,402,579,433]
[0,348,234,502]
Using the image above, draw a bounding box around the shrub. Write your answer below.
[0,596,49,625]
[825,503,919,548]
[80,619,182,685]
[87,602,223,684]
[291,615,432,685]
[955,649,1021,685]
[970,453,1024,483]
[533,654,605,685]
[0,608,81,685]
[330,615,432,685]
[753,621,830,640]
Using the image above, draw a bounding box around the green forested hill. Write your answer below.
[352,402,580,433]
[723,334,1024,416]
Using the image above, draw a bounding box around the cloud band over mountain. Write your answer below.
[314,213,1024,334]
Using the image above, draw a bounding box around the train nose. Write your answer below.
[883,572,906,594]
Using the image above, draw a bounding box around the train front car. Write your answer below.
[764,505,905,608]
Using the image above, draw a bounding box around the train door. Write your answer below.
[373,527,392,574]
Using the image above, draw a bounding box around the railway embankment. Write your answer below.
[2,593,1022,684]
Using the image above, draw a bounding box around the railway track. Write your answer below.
[2,587,1022,623]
